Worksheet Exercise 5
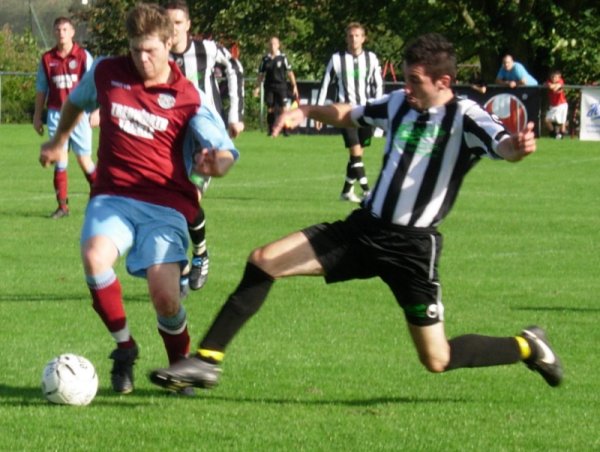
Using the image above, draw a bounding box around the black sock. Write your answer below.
[188,208,206,257]
[342,158,357,193]
[200,262,274,353]
[445,334,521,371]
[351,156,369,192]
[267,112,275,135]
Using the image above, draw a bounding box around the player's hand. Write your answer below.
[89,109,100,128]
[272,108,306,136]
[33,118,44,136]
[39,141,62,168]
[499,121,536,162]
[193,148,216,176]
[515,121,536,156]
[228,122,244,138]
[193,147,235,177]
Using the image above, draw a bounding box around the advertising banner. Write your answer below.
[294,82,541,135]
[579,88,600,141]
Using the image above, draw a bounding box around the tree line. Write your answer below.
[2,0,598,123]
[75,0,599,85]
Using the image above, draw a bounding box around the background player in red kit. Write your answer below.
[33,16,98,219]
[39,3,238,395]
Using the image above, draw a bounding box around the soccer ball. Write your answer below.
[41,354,99,406]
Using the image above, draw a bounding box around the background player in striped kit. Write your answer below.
[253,36,298,136]
[33,16,98,219]
[150,33,562,393]
[316,22,383,203]
[166,0,245,291]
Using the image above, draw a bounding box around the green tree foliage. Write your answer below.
[71,0,599,85]
[72,0,136,57]
[0,25,39,123]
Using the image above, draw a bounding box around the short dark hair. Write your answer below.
[126,3,173,43]
[404,33,456,81]
[163,0,189,18]
[53,17,73,28]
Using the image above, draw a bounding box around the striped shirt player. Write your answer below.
[356,92,506,227]
[316,49,383,107]
[34,16,97,218]
[148,33,563,393]
[170,39,244,131]
[316,23,383,202]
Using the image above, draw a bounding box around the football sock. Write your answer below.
[54,166,68,209]
[87,269,136,349]
[342,159,356,194]
[350,155,369,192]
[188,208,207,256]
[199,262,274,354]
[197,348,225,364]
[515,335,533,360]
[267,112,275,135]
[157,306,190,364]
[445,334,521,371]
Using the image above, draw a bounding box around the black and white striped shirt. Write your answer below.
[352,90,511,228]
[317,50,383,106]
[170,39,243,124]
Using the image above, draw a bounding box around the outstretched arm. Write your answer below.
[39,99,84,167]
[496,121,536,162]
[272,103,354,136]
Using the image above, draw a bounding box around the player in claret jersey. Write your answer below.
[39,4,239,395]
[33,16,98,219]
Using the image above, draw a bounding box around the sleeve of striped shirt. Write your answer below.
[462,102,510,160]
[370,53,384,99]
[351,95,390,130]
[215,45,244,124]
[316,56,335,106]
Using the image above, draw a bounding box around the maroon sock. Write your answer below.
[158,325,190,364]
[54,168,68,209]
[88,276,135,349]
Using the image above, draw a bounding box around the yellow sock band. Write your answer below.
[198,348,224,363]
[515,336,532,360]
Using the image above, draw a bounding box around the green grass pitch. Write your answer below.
[0,125,599,450]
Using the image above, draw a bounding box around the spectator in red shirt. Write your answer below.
[544,70,569,139]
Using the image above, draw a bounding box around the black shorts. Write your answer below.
[302,209,444,326]
[341,126,373,149]
[264,84,289,109]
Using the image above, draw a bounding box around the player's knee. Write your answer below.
[418,352,450,373]
[149,288,180,317]
[248,247,268,268]
[81,246,106,274]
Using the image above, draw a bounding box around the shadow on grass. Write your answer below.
[0,383,467,407]
[511,306,600,313]
[0,294,150,303]
[0,384,158,407]
[199,394,469,407]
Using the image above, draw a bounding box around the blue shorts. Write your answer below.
[80,195,189,277]
[47,109,93,156]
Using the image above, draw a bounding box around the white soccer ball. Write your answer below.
[41,354,99,406]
